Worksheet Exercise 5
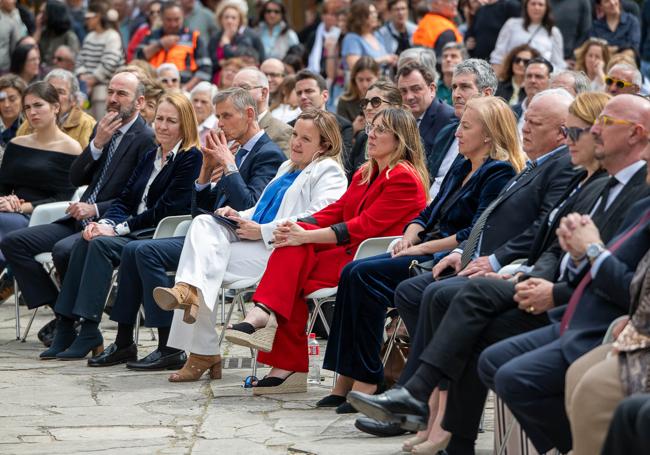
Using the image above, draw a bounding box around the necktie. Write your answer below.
[592,176,619,221]
[559,210,650,334]
[460,161,536,269]
[235,147,248,168]
[81,131,122,226]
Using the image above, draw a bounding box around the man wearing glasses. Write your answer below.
[260,58,286,103]
[605,63,642,96]
[52,45,77,73]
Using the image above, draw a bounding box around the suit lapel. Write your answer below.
[101,116,145,186]
[598,165,648,239]
[239,133,268,179]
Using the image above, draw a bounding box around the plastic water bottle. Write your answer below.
[308,333,321,385]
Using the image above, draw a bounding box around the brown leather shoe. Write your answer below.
[168,353,222,382]
[153,282,198,311]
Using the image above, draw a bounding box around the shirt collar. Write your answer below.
[257,110,268,122]
[119,114,140,135]
[160,139,182,161]
[240,130,265,153]
[534,145,565,167]
[613,160,646,186]
[199,114,217,130]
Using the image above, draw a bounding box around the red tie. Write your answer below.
[560,210,650,334]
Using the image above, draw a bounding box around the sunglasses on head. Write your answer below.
[561,126,591,142]
[360,96,389,110]
[513,56,531,66]
[605,77,635,89]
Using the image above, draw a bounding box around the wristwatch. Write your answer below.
[225,163,238,175]
[586,242,606,264]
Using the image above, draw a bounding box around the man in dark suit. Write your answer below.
[351,88,577,436]
[396,61,455,179]
[512,58,552,126]
[290,70,352,158]
[477,95,650,454]
[90,87,285,369]
[353,94,650,450]
[1,70,156,343]
[426,58,497,198]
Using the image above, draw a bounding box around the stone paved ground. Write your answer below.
[0,299,494,454]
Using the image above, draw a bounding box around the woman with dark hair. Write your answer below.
[270,75,300,123]
[10,44,41,85]
[341,0,397,74]
[337,56,380,127]
[255,0,299,60]
[33,0,80,67]
[490,0,565,72]
[495,44,540,106]
[0,75,27,152]
[589,0,640,54]
[0,81,81,272]
[76,0,124,119]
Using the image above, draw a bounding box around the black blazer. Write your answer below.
[426,118,459,181]
[290,113,353,159]
[411,158,516,243]
[420,99,456,169]
[102,146,202,232]
[550,197,650,363]
[192,132,285,215]
[69,115,155,217]
[463,147,577,266]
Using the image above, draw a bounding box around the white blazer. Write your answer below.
[239,157,347,248]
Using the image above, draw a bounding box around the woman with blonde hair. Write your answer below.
[41,92,203,361]
[221,107,428,393]
[151,108,348,381]
[314,97,522,417]
[574,38,611,91]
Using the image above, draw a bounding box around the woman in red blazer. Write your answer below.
[225,108,429,394]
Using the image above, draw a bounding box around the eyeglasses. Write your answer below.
[161,78,179,84]
[594,114,637,127]
[365,123,391,135]
[237,84,264,91]
[265,8,281,14]
[264,72,285,79]
[513,57,531,66]
[561,126,591,142]
[360,96,390,110]
[605,77,636,89]
[53,55,70,63]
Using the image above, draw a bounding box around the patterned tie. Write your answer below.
[460,161,537,269]
[559,210,650,334]
[81,131,122,226]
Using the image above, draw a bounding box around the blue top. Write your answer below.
[252,170,301,224]
[641,1,650,60]
[589,11,641,52]
[341,32,388,70]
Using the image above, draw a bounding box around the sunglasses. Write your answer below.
[513,57,531,66]
[360,96,389,110]
[605,77,635,89]
[594,114,637,127]
[561,126,591,142]
[161,78,179,84]
[265,8,281,14]
[365,123,391,135]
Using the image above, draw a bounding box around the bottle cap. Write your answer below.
[309,333,316,339]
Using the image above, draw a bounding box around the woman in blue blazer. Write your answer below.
[319,97,526,412]
[41,93,203,360]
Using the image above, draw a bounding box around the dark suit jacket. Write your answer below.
[512,102,524,120]
[420,99,455,171]
[290,113,353,159]
[463,147,577,266]
[550,197,650,363]
[69,115,155,217]
[411,158,516,243]
[426,118,459,181]
[102,147,203,232]
[192,132,285,215]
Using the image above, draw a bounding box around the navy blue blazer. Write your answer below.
[420,99,455,171]
[549,197,650,363]
[426,117,459,180]
[411,157,516,243]
[102,146,203,232]
[193,132,285,214]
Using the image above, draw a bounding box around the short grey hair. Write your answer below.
[453,58,498,93]
[442,42,469,60]
[156,63,180,78]
[44,68,80,102]
[532,87,575,108]
[239,66,269,89]
[551,70,590,95]
[190,81,218,102]
[398,48,438,81]
[608,63,643,87]
[213,87,258,117]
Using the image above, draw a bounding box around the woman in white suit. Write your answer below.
[153,109,348,382]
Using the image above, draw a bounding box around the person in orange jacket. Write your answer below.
[413,0,462,57]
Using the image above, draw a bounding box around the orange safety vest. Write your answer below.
[412,13,462,49]
[149,29,199,72]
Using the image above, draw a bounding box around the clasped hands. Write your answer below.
[556,212,603,262]
[0,194,24,213]
[199,129,237,183]
[272,221,307,248]
[82,222,116,241]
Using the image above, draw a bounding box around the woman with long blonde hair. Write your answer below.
[222,107,428,394]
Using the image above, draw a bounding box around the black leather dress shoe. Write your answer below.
[347,387,429,432]
[354,417,408,437]
[88,343,137,367]
[126,349,187,371]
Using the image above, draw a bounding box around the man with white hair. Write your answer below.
[605,63,642,96]
[232,67,292,156]
[156,63,182,93]
[190,81,218,147]
[550,70,591,97]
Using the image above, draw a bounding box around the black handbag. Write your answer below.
[408,259,435,277]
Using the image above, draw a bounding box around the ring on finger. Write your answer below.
[527,306,535,313]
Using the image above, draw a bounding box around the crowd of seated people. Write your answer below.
[1,0,650,453]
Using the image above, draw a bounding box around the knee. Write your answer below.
[493,361,526,402]
[52,239,75,267]
[0,230,21,256]
[477,345,502,390]
[395,279,417,312]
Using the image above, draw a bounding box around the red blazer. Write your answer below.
[303,161,427,257]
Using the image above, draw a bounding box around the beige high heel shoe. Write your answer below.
[168,353,222,382]
[411,434,451,455]
[153,283,199,324]
[252,372,308,395]
[224,305,278,353]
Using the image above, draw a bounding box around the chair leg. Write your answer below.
[134,307,141,345]
[382,317,402,366]
[306,298,322,335]
[218,290,238,346]
[14,278,20,340]
[220,289,225,325]
[20,307,39,342]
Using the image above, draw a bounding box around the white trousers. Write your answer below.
[167,214,270,355]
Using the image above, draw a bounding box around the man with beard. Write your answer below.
[2,70,155,346]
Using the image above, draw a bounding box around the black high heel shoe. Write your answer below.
[40,317,77,359]
[56,323,104,360]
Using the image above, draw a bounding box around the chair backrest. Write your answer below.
[353,236,401,261]
[71,186,88,202]
[603,315,629,344]
[29,202,70,227]
[173,220,192,237]
[152,215,192,239]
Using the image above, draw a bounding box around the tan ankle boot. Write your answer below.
[153,283,198,312]
[168,353,222,382]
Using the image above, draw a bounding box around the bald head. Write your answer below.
[591,94,650,175]
[522,89,574,159]
[260,58,286,94]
